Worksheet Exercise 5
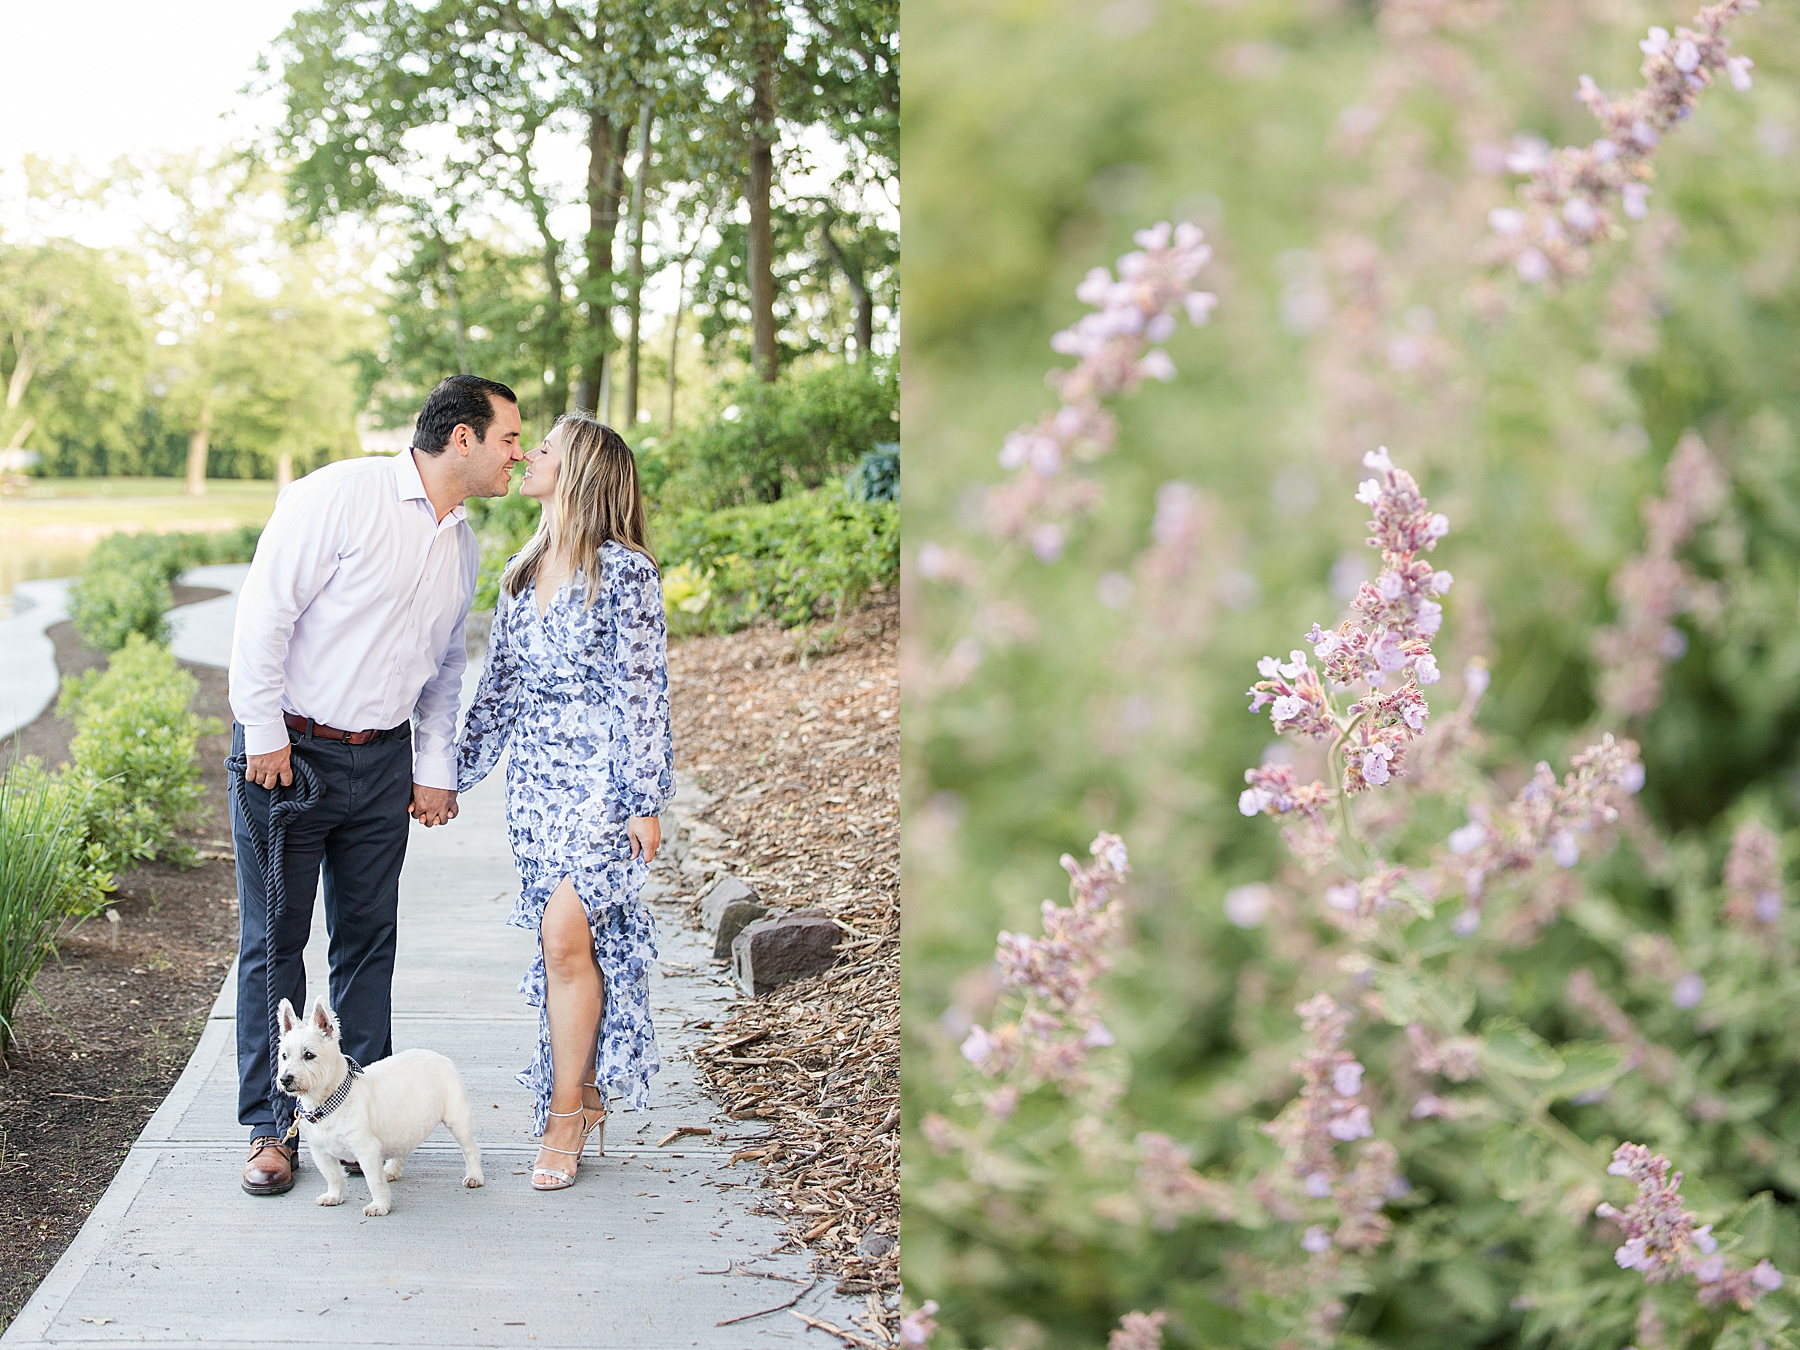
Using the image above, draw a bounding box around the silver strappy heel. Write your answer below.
[531,1106,586,1191]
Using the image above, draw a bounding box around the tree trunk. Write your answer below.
[185,393,213,497]
[746,0,779,383]
[626,98,654,428]
[276,453,295,491]
[819,217,872,360]
[578,106,630,416]
[443,262,469,374]
[667,258,686,434]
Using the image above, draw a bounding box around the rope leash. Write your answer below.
[225,747,325,1145]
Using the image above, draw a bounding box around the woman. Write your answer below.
[455,413,674,1190]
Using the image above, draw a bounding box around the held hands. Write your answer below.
[627,816,661,864]
[409,785,459,827]
[245,744,294,790]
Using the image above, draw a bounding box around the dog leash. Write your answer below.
[225,747,325,1144]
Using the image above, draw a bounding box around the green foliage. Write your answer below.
[0,240,148,475]
[65,526,263,652]
[902,0,1800,1343]
[850,443,899,502]
[659,360,899,510]
[58,634,219,873]
[657,482,898,633]
[0,754,105,1059]
[465,486,543,612]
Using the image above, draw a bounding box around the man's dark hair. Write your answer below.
[413,375,520,454]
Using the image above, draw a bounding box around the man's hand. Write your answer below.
[246,744,294,790]
[409,785,459,827]
[627,815,661,863]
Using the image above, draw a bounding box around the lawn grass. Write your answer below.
[0,478,277,597]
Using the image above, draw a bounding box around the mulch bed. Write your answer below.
[667,591,900,1337]
[0,587,241,1331]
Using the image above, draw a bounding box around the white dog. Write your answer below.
[275,996,484,1216]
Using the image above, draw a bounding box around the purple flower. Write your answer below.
[1552,831,1581,868]
[1728,55,1754,90]
[1305,1170,1333,1198]
[1672,972,1705,1009]
[1333,1061,1365,1096]
[1752,1260,1784,1291]
[1641,25,1670,55]
[1301,1225,1332,1253]
[1328,1104,1373,1141]
[1622,182,1650,219]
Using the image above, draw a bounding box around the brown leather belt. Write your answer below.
[283,712,401,745]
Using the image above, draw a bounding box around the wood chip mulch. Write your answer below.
[666,591,900,1331]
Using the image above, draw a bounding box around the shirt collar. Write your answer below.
[392,449,467,524]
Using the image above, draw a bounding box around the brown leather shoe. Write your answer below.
[242,1136,297,1195]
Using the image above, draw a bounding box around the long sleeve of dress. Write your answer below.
[607,550,674,820]
[455,585,522,793]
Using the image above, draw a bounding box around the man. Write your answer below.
[229,374,523,1196]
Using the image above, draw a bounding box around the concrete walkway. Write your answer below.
[167,564,250,670]
[0,578,72,740]
[3,586,870,1349]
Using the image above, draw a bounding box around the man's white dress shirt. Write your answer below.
[229,450,479,790]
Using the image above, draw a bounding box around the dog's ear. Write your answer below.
[310,996,339,1040]
[278,998,299,1034]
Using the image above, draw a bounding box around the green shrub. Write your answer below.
[66,525,265,651]
[658,483,899,634]
[465,487,542,611]
[850,443,900,502]
[58,634,219,872]
[659,361,899,511]
[68,562,173,650]
[0,755,106,1060]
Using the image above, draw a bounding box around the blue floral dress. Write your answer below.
[455,541,675,1134]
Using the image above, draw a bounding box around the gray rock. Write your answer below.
[856,1229,895,1260]
[732,912,842,996]
[700,876,768,960]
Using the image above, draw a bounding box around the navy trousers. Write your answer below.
[230,720,413,1141]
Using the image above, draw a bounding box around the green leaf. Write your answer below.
[1484,1128,1546,1202]
[1479,1018,1565,1080]
[1537,1042,1627,1103]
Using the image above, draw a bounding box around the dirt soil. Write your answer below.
[0,587,240,1331]
[667,593,900,1316]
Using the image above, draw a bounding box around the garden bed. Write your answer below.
[0,587,239,1331]
[667,592,901,1308]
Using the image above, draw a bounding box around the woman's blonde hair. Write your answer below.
[502,414,656,606]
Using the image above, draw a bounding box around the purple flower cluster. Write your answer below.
[1593,432,1728,720]
[1437,734,1644,918]
[1596,1143,1782,1309]
[1723,818,1783,929]
[1489,1,1760,282]
[986,223,1217,561]
[1135,1131,1234,1229]
[1260,994,1396,1254]
[1107,1310,1170,1350]
[960,834,1131,1105]
[1245,448,1448,808]
[897,1300,939,1348]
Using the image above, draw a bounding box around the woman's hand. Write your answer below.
[626,815,661,863]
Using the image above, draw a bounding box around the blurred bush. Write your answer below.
[58,634,219,873]
[66,526,264,651]
[657,361,899,511]
[660,483,899,634]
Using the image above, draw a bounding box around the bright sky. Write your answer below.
[0,0,298,169]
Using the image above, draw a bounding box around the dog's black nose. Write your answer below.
[279,1075,295,1089]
